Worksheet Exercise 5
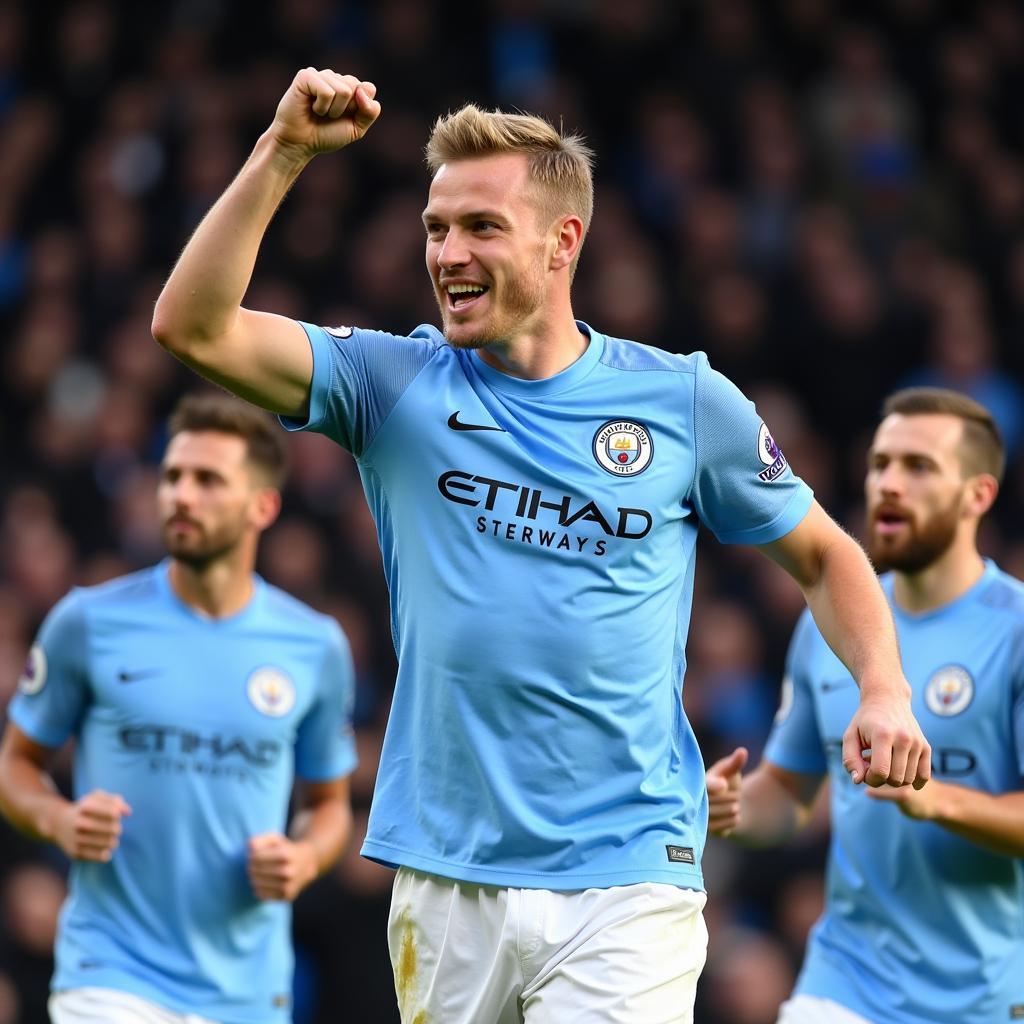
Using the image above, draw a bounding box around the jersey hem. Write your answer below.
[360,840,706,892]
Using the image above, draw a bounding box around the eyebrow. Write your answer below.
[422,208,506,224]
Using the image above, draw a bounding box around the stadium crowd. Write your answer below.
[0,0,1022,1021]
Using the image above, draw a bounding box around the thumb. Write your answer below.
[352,85,380,131]
[708,747,748,785]
[842,725,868,785]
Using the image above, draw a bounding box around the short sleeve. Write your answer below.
[1013,636,1024,777]
[763,611,829,775]
[294,620,358,782]
[8,590,91,748]
[690,355,814,544]
[279,321,441,457]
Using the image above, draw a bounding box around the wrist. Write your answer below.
[858,672,912,703]
[256,130,315,180]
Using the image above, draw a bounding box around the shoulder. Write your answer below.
[305,320,446,355]
[598,333,704,376]
[63,566,163,617]
[979,567,1024,634]
[260,584,347,648]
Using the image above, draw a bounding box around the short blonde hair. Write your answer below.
[425,105,594,275]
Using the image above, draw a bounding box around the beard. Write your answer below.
[162,519,242,569]
[437,264,546,349]
[867,493,962,574]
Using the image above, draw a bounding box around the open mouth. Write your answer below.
[445,283,489,313]
[873,510,910,536]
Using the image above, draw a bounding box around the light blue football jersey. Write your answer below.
[283,320,812,890]
[765,562,1024,1024]
[8,562,357,1024]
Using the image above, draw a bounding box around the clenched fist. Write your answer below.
[54,789,132,862]
[270,68,381,158]
[247,832,318,902]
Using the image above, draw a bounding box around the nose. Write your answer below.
[874,462,903,497]
[436,228,470,270]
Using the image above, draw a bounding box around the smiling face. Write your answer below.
[865,413,973,573]
[423,153,556,348]
[158,431,272,568]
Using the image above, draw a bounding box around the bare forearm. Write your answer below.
[930,783,1024,857]
[731,767,814,847]
[804,533,907,699]
[0,757,68,844]
[152,133,310,347]
[289,799,352,876]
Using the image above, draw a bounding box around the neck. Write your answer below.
[168,546,256,619]
[476,304,586,380]
[892,539,986,614]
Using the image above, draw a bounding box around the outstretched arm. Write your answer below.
[867,781,1024,857]
[152,68,381,416]
[761,500,931,789]
[706,747,823,846]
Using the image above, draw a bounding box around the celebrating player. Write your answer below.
[707,388,1024,1024]
[0,394,357,1024]
[151,69,929,1022]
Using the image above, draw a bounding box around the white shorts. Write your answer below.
[49,987,220,1024]
[388,866,708,1024]
[776,994,876,1024]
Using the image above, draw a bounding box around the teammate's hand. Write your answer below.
[865,777,944,819]
[705,747,748,837]
[842,691,931,790]
[54,789,132,862]
[247,832,318,902]
[269,68,380,159]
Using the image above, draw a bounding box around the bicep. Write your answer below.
[758,499,846,589]
[295,775,350,810]
[0,723,59,772]
[167,309,313,418]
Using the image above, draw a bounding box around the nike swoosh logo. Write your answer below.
[118,669,161,683]
[447,411,506,432]
[820,678,856,693]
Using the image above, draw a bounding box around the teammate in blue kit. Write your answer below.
[0,394,357,1024]
[152,69,929,1023]
[707,388,1024,1024]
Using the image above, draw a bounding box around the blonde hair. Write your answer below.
[425,105,595,276]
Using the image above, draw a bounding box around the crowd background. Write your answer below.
[0,0,1022,1021]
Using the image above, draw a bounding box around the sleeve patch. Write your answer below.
[757,422,788,482]
[18,645,47,695]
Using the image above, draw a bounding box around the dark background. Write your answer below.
[0,1,1022,1021]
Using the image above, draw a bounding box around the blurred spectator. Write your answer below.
[0,3,1021,1021]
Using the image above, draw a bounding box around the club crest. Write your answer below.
[593,420,654,477]
[924,665,974,717]
[247,667,296,718]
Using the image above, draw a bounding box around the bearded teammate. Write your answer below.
[707,388,1024,1024]
[151,69,929,1023]
[0,394,356,1024]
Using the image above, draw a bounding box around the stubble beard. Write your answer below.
[162,521,243,571]
[438,265,547,350]
[867,492,963,574]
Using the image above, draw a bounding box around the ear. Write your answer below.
[548,215,584,273]
[964,473,998,519]
[250,487,282,533]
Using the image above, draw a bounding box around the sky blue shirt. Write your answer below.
[284,320,812,891]
[8,563,357,1024]
[765,562,1024,1024]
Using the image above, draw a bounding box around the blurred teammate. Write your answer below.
[0,394,357,1024]
[151,69,928,1023]
[707,388,1024,1024]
